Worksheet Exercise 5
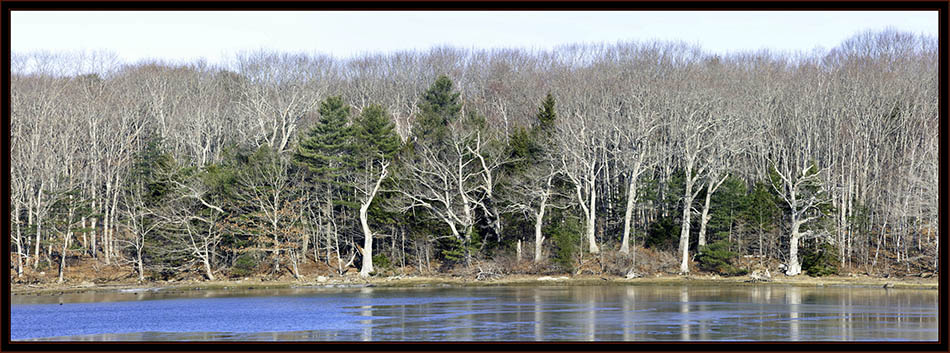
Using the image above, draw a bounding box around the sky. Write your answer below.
[11,11,939,67]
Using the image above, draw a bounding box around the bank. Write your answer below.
[9,272,938,297]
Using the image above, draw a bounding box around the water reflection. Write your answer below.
[12,285,938,341]
[786,286,801,341]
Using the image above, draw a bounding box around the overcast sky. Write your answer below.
[12,11,939,66]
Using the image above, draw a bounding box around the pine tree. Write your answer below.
[535,92,557,134]
[352,104,402,277]
[130,134,176,207]
[707,176,750,243]
[354,104,401,162]
[413,75,461,142]
[294,96,353,184]
[743,181,782,258]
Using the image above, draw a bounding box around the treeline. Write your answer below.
[9,29,938,283]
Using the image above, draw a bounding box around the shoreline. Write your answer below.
[10,273,938,296]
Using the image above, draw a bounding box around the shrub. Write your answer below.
[550,214,582,273]
[802,241,838,277]
[230,254,258,278]
[645,216,678,250]
[696,240,748,276]
[439,235,465,267]
[438,228,482,267]
[372,253,392,274]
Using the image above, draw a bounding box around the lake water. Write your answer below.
[10,284,938,341]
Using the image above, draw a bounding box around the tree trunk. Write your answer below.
[33,187,43,269]
[14,202,23,277]
[679,173,695,274]
[58,232,71,283]
[697,184,713,248]
[359,164,387,277]
[516,240,522,262]
[106,179,121,264]
[273,232,280,275]
[786,217,803,276]
[137,247,145,281]
[620,175,637,254]
[359,203,374,277]
[290,249,300,279]
[90,199,97,259]
[534,193,547,263]
[300,227,309,264]
[588,179,599,254]
[203,255,216,281]
[679,203,692,274]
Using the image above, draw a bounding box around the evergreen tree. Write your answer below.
[707,176,750,243]
[353,104,401,162]
[352,104,402,277]
[130,134,177,207]
[124,134,178,281]
[535,92,557,133]
[294,95,353,183]
[743,181,782,258]
[697,240,747,276]
[801,240,839,277]
[413,75,462,142]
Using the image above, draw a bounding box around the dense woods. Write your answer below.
[9,29,938,284]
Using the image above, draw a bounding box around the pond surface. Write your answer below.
[10,284,938,341]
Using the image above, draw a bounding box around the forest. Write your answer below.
[8,29,938,284]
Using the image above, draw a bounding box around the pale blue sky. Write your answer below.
[12,11,939,66]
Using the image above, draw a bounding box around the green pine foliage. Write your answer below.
[504,127,539,174]
[536,93,557,131]
[743,181,782,233]
[372,254,393,274]
[645,216,678,250]
[802,241,839,277]
[707,176,750,242]
[697,240,747,276]
[505,93,557,174]
[413,75,461,142]
[353,104,401,162]
[549,211,582,272]
[294,95,353,183]
[130,134,177,206]
[230,254,258,278]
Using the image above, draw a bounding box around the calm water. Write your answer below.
[10,284,937,341]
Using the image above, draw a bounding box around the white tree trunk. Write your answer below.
[14,202,23,277]
[359,164,388,277]
[273,232,280,275]
[32,184,43,268]
[697,185,713,248]
[679,172,695,274]
[137,247,145,281]
[534,190,548,263]
[786,218,804,276]
[203,256,216,281]
[620,175,637,254]
[58,230,72,283]
[359,203,374,277]
[516,240,522,262]
[58,235,69,283]
[588,178,599,254]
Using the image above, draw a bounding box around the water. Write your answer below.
[10,285,937,341]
